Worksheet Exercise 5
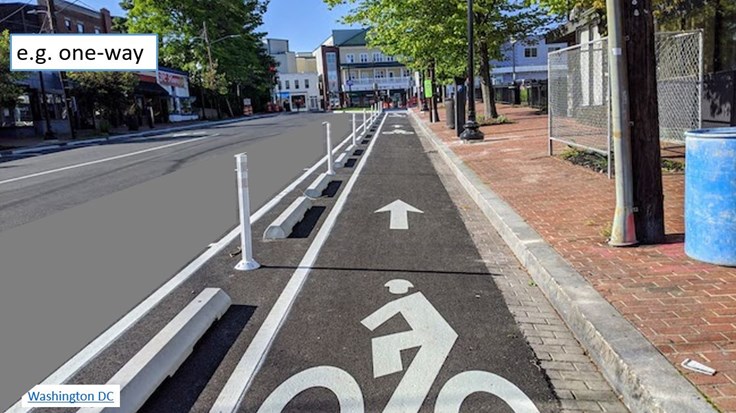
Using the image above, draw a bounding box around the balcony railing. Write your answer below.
[343,77,413,92]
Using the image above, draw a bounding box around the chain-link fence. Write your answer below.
[656,31,703,142]
[548,38,612,174]
[548,31,702,177]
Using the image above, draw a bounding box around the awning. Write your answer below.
[135,81,170,97]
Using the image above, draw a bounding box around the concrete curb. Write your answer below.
[0,114,275,158]
[409,111,717,413]
[94,288,231,413]
[263,196,312,240]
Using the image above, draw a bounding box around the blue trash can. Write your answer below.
[685,127,736,266]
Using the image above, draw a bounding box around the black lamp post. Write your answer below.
[460,0,484,141]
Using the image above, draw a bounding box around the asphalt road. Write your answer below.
[0,113,352,408]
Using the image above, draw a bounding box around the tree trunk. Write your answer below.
[623,0,665,244]
[478,41,498,119]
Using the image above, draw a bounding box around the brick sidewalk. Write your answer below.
[415,103,736,412]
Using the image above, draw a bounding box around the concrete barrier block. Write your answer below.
[263,196,312,239]
[90,288,231,413]
[305,173,331,198]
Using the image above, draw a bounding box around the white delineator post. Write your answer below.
[363,108,367,129]
[234,153,260,271]
[323,121,335,175]
[352,113,357,147]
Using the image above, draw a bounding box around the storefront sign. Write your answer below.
[158,71,186,88]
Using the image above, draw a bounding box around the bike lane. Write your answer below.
[240,112,559,412]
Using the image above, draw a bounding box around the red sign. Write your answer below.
[158,72,186,88]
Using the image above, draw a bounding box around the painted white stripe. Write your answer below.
[0,137,208,186]
[210,113,389,413]
[4,119,367,413]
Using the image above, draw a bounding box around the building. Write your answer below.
[135,67,197,124]
[314,28,413,109]
[266,38,321,112]
[490,36,568,85]
[274,73,320,111]
[37,0,113,34]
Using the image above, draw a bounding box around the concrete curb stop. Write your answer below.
[263,196,312,240]
[409,111,717,413]
[91,288,231,413]
[334,152,349,168]
[305,173,332,198]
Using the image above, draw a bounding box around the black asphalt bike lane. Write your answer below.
[241,112,559,412]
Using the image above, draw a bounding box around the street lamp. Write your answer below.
[460,0,484,141]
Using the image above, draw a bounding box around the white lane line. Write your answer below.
[0,137,208,186]
[211,113,389,413]
[5,121,364,413]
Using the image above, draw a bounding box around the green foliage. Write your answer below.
[323,0,553,84]
[67,72,139,122]
[122,0,274,96]
[0,30,26,106]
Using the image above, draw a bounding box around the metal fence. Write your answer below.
[655,31,703,142]
[547,31,702,177]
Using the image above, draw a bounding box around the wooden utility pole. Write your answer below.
[623,0,665,244]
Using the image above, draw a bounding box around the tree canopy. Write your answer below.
[0,30,26,106]
[122,0,274,96]
[323,0,553,83]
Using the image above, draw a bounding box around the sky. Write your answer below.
[39,0,359,52]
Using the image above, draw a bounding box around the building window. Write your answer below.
[305,79,310,89]
[386,55,394,62]
[94,27,101,34]
[295,79,300,89]
[77,22,85,33]
[359,53,368,63]
[373,52,383,62]
[326,52,336,64]
[524,47,537,58]
[388,71,394,78]
[64,19,72,31]
[285,80,290,89]
[374,69,385,79]
[548,46,561,53]
[346,54,354,63]
[403,69,411,77]
[278,81,283,90]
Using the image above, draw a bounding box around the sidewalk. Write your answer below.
[414,103,736,412]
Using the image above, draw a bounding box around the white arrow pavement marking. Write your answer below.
[375,200,423,230]
[382,130,415,135]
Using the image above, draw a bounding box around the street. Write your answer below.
[5,110,629,413]
[0,113,352,408]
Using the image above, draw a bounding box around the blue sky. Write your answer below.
[88,0,358,52]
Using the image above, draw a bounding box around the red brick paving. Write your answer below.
[415,103,736,411]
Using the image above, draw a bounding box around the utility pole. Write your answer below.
[46,0,76,139]
[606,0,637,246]
[623,0,665,244]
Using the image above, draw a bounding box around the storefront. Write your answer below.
[136,67,197,124]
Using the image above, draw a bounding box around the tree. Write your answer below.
[324,0,550,119]
[0,30,26,107]
[122,0,275,114]
[531,0,665,243]
[67,72,139,127]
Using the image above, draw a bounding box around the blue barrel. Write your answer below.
[685,127,736,266]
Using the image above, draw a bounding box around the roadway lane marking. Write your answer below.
[0,137,208,186]
[211,113,390,413]
[5,124,362,413]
